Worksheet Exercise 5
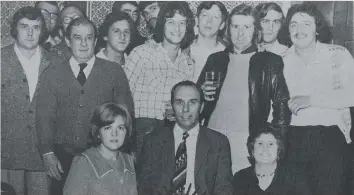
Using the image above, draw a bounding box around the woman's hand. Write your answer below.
[288,95,311,115]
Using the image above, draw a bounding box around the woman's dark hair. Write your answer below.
[196,1,228,37]
[11,6,48,44]
[226,4,261,49]
[247,123,286,166]
[279,2,332,47]
[88,103,133,150]
[153,1,195,50]
[96,11,136,53]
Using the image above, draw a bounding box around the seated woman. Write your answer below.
[96,11,136,66]
[233,124,311,195]
[63,103,137,195]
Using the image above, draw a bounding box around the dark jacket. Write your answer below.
[233,165,311,195]
[196,45,291,135]
[1,44,53,170]
[136,125,234,195]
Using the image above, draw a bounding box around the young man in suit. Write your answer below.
[1,6,52,195]
[137,80,233,195]
[36,17,134,195]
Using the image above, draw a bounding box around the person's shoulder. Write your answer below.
[1,44,15,67]
[95,57,125,74]
[320,42,348,53]
[202,127,229,142]
[1,43,14,54]
[131,41,158,55]
[234,166,253,177]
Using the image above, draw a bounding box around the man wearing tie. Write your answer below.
[36,18,134,195]
[137,80,233,195]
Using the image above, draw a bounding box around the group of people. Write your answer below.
[1,1,354,195]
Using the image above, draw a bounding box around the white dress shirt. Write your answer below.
[173,123,200,193]
[14,43,41,102]
[69,55,96,78]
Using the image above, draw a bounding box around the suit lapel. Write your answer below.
[195,127,211,177]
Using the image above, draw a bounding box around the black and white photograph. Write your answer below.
[1,1,354,195]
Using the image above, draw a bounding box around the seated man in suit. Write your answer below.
[137,80,233,195]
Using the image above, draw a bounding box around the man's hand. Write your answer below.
[201,81,216,101]
[288,95,311,115]
[43,153,63,180]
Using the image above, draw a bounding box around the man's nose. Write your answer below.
[81,38,88,47]
[111,128,119,136]
[182,104,189,112]
[28,27,33,36]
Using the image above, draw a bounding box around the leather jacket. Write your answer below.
[196,45,291,135]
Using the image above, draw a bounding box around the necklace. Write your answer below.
[255,171,275,178]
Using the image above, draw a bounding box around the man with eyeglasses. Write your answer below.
[35,1,61,51]
[256,2,288,57]
[51,5,86,60]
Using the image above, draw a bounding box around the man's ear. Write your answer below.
[94,38,97,47]
[103,36,108,41]
[219,21,225,31]
[65,37,71,48]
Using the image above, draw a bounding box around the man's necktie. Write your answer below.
[77,63,87,86]
[173,132,189,194]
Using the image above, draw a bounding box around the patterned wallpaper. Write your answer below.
[1,1,290,46]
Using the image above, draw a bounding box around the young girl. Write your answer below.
[64,103,137,195]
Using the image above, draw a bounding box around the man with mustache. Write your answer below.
[138,1,165,40]
[282,3,354,195]
[256,2,288,57]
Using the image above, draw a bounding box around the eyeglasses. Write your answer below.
[40,9,58,20]
[62,16,80,24]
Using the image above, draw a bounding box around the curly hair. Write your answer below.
[88,103,133,150]
[226,4,261,48]
[11,6,48,44]
[247,123,287,166]
[279,2,332,46]
[153,1,195,50]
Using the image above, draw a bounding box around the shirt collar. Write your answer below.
[69,55,96,67]
[174,123,200,138]
[14,42,41,60]
[158,42,183,58]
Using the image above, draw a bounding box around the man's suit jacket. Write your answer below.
[1,44,53,170]
[137,125,233,195]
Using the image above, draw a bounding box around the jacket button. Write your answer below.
[23,78,27,82]
[79,104,83,108]
[80,89,84,94]
[75,136,80,140]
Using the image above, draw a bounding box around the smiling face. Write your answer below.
[99,116,127,152]
[163,13,187,46]
[172,85,203,131]
[253,133,278,165]
[230,14,255,52]
[105,20,131,53]
[289,12,317,49]
[121,3,138,23]
[261,10,282,43]
[198,5,224,38]
[16,18,42,50]
[66,23,96,63]
[143,2,160,28]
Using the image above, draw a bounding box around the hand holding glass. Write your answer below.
[203,71,221,100]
